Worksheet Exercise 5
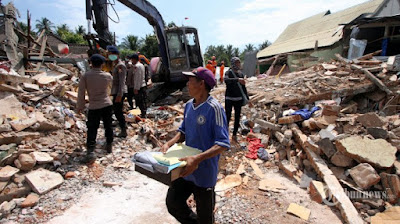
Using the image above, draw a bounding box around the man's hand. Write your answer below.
[134,89,139,95]
[160,143,170,154]
[115,95,122,103]
[179,156,200,177]
[239,78,246,85]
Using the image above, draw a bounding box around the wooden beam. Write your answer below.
[0,73,34,84]
[357,50,382,61]
[35,35,48,71]
[363,69,393,95]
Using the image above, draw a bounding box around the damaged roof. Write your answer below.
[257,0,385,59]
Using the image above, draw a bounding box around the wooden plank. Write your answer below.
[335,53,351,64]
[362,69,393,95]
[35,35,48,71]
[31,30,44,50]
[357,50,382,61]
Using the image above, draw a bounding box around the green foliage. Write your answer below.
[203,44,241,66]
[75,25,86,35]
[120,49,135,60]
[35,17,55,34]
[259,40,271,50]
[56,24,86,44]
[119,35,141,51]
[139,34,159,58]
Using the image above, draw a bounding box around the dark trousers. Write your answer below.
[166,178,215,224]
[112,94,126,130]
[225,99,242,136]
[127,87,135,110]
[86,105,113,151]
[134,87,147,117]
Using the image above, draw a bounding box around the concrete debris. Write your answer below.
[258,178,287,192]
[349,163,380,189]
[30,152,53,164]
[25,168,64,195]
[371,206,400,224]
[0,165,19,181]
[215,174,242,192]
[286,203,310,221]
[309,180,327,203]
[14,154,36,171]
[20,193,39,208]
[336,136,397,168]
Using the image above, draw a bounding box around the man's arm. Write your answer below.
[134,65,145,93]
[179,144,227,177]
[76,75,86,112]
[117,64,127,96]
[160,131,185,153]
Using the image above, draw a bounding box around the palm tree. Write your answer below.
[119,35,141,51]
[56,24,70,36]
[75,25,86,35]
[35,17,55,34]
[244,44,255,52]
[259,40,271,50]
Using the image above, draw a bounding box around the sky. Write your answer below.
[5,0,368,51]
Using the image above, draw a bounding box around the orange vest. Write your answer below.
[206,64,214,76]
[220,65,225,82]
[211,60,217,75]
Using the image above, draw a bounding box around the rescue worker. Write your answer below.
[219,61,225,84]
[206,60,214,76]
[224,57,248,142]
[126,55,135,110]
[161,67,230,224]
[77,54,113,163]
[131,53,147,118]
[108,45,127,138]
[211,56,217,76]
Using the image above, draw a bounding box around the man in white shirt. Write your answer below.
[129,54,147,117]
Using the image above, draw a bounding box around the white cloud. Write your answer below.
[215,0,368,49]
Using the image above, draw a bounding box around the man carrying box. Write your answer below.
[160,67,230,224]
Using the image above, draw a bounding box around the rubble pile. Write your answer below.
[210,54,400,223]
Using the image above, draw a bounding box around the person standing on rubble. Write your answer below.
[126,55,136,110]
[224,57,248,142]
[130,53,147,118]
[108,45,128,138]
[219,61,225,84]
[160,67,230,224]
[77,54,113,162]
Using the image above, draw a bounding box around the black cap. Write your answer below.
[106,45,119,54]
[129,53,139,60]
[90,54,106,63]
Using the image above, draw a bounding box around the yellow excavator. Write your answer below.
[85,0,204,84]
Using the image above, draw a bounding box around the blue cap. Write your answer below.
[90,54,106,63]
[106,45,119,54]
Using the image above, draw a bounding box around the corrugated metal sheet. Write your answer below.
[257,0,385,59]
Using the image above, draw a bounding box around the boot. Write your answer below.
[105,143,112,153]
[81,147,96,164]
[117,128,127,138]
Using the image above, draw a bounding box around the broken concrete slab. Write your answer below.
[349,163,380,189]
[0,92,27,119]
[34,112,61,131]
[22,83,40,92]
[259,178,287,192]
[0,165,19,181]
[9,117,37,132]
[0,132,40,145]
[25,168,64,195]
[14,153,36,171]
[317,138,336,158]
[0,200,16,215]
[371,206,400,224]
[321,105,340,117]
[309,180,327,204]
[356,112,384,128]
[286,203,310,221]
[255,119,281,131]
[322,63,337,70]
[30,152,53,164]
[336,136,397,168]
[330,151,354,167]
[0,83,24,93]
[215,174,242,192]
[32,71,68,86]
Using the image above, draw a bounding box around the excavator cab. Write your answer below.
[166,26,203,80]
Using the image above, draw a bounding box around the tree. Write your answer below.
[35,17,55,34]
[56,24,70,37]
[75,25,86,35]
[119,35,141,51]
[244,44,255,52]
[167,22,177,28]
[56,24,86,44]
[139,34,159,58]
[259,40,271,50]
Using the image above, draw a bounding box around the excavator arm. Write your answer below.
[86,0,169,68]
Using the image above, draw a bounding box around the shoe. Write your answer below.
[105,143,112,153]
[81,152,96,164]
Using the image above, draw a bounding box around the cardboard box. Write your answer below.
[134,164,183,186]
